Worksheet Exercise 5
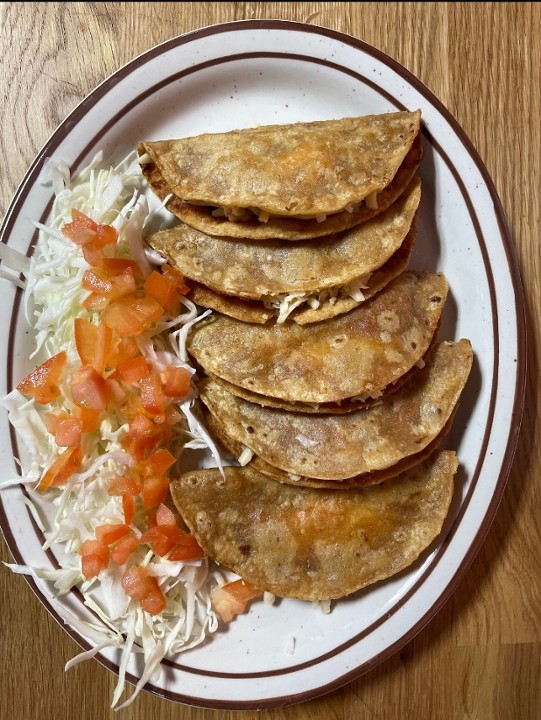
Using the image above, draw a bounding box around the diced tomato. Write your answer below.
[107,267,137,301]
[156,503,176,527]
[37,446,82,491]
[102,258,142,278]
[145,508,158,528]
[54,416,83,447]
[143,271,180,316]
[81,240,107,268]
[44,410,83,445]
[110,533,139,565]
[74,405,101,432]
[82,266,136,303]
[211,579,263,623]
[161,263,191,295]
[140,587,167,615]
[140,526,175,556]
[167,538,205,562]
[62,209,98,245]
[74,318,113,375]
[82,291,109,311]
[162,366,191,398]
[139,449,176,478]
[122,493,136,525]
[95,224,117,248]
[139,371,165,416]
[43,409,68,434]
[82,268,113,295]
[17,351,67,404]
[122,414,164,459]
[106,337,139,369]
[142,474,169,510]
[108,475,141,496]
[70,365,110,411]
[95,523,130,546]
[164,405,182,426]
[116,356,150,386]
[105,378,126,405]
[102,294,163,336]
[121,565,166,615]
[80,538,109,579]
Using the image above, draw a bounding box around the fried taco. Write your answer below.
[148,178,420,325]
[188,271,448,409]
[138,111,422,240]
[198,340,473,483]
[170,450,457,601]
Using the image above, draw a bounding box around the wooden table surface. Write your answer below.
[0,3,539,719]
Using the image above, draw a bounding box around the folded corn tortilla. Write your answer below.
[198,340,473,482]
[170,450,457,601]
[149,178,420,324]
[188,271,448,407]
[139,111,422,240]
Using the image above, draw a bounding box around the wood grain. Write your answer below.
[1,3,539,719]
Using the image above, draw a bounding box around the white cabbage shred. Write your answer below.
[0,152,226,708]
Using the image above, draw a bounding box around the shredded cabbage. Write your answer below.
[0,152,228,708]
[263,273,372,323]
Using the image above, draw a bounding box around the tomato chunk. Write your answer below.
[139,449,176,478]
[108,475,141,496]
[62,209,98,245]
[74,405,101,432]
[143,271,180,316]
[167,539,205,562]
[156,503,176,527]
[106,337,139,369]
[102,294,163,336]
[54,416,83,447]
[70,365,110,411]
[139,371,165,416]
[116,356,150,386]
[74,318,113,375]
[80,538,109,579]
[111,534,139,565]
[139,526,175,556]
[162,366,191,398]
[122,414,165,459]
[95,523,130,546]
[121,565,166,615]
[17,351,67,404]
[101,258,142,278]
[211,579,262,623]
[122,493,137,525]
[161,263,191,295]
[37,446,82,491]
[141,474,169,510]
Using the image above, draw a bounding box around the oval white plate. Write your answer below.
[0,20,526,709]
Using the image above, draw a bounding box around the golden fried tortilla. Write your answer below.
[198,340,473,481]
[170,450,457,600]
[202,405,455,488]
[183,223,416,325]
[188,271,448,405]
[147,178,420,301]
[139,112,422,240]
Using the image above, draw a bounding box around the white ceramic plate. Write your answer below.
[0,21,526,709]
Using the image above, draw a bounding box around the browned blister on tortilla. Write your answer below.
[198,340,473,481]
[188,271,448,406]
[170,450,457,601]
[139,111,422,240]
